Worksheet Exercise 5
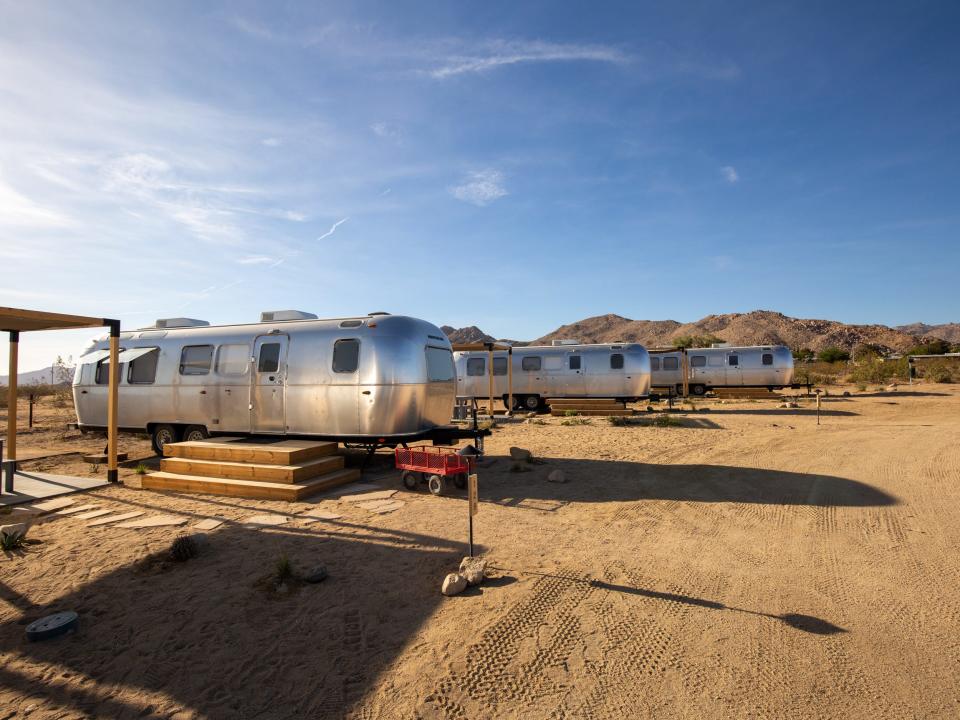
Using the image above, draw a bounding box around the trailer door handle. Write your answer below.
[80,390,88,394]
[361,390,371,395]
[199,390,207,394]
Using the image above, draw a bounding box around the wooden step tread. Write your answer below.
[142,467,360,501]
[550,409,634,417]
[165,439,338,465]
[160,454,344,484]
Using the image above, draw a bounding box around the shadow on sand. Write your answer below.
[446,455,897,509]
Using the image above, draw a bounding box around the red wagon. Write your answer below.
[395,446,474,495]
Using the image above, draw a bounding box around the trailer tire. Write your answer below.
[182,425,209,442]
[691,384,707,396]
[150,424,178,455]
[402,471,419,491]
[427,474,444,496]
[522,395,540,411]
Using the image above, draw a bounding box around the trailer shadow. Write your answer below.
[696,408,858,417]
[448,456,896,508]
[0,522,462,719]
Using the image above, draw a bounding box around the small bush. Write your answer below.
[560,418,590,426]
[135,462,149,475]
[652,414,682,428]
[924,362,955,383]
[817,347,850,363]
[275,554,293,583]
[1,531,27,551]
[607,416,632,426]
[563,409,579,417]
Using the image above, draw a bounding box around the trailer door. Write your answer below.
[252,335,288,433]
[726,352,743,386]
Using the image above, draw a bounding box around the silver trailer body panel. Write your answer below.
[73,315,456,439]
[650,345,794,390]
[454,344,651,401]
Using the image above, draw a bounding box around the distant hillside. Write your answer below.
[896,322,960,344]
[445,310,954,354]
[0,364,75,387]
[440,325,496,345]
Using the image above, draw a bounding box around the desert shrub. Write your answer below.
[792,347,815,362]
[135,462,149,475]
[607,416,631,426]
[848,357,908,384]
[652,414,682,428]
[563,409,579,417]
[909,339,952,356]
[1,531,27,551]
[817,347,850,363]
[674,334,724,349]
[560,418,590,426]
[792,361,845,386]
[923,362,955,383]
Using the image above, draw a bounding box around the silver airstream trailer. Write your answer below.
[650,345,794,395]
[454,343,651,411]
[73,312,459,452]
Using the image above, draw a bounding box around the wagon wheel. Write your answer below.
[401,470,419,491]
[453,473,468,490]
[427,474,444,496]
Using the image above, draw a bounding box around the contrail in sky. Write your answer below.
[317,217,349,241]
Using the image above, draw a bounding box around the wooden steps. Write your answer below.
[143,438,357,501]
[712,388,784,400]
[547,398,632,416]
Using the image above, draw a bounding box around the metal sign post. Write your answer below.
[468,472,479,556]
[816,392,821,425]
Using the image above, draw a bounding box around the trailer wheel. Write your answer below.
[182,425,209,442]
[427,474,444,496]
[401,471,419,491]
[522,395,540,411]
[453,473,468,489]
[150,424,178,455]
[691,384,706,396]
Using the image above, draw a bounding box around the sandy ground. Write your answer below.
[2,386,959,719]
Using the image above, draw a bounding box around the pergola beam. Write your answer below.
[1,307,120,489]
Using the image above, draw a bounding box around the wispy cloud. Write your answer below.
[449,169,507,206]
[0,171,74,229]
[262,137,282,147]
[317,217,349,241]
[236,255,275,265]
[429,40,629,79]
[721,165,739,184]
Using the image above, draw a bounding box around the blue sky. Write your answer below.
[1,1,959,371]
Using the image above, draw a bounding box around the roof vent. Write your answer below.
[153,318,210,329]
[551,339,579,346]
[368,311,391,316]
[260,310,319,322]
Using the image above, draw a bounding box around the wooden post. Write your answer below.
[6,330,18,463]
[107,322,120,483]
[681,349,689,398]
[468,472,478,557]
[28,393,34,428]
[507,347,513,414]
[488,345,495,417]
[816,392,821,426]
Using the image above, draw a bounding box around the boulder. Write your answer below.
[547,470,566,484]
[459,557,487,586]
[509,447,533,462]
[441,573,467,596]
[0,523,28,542]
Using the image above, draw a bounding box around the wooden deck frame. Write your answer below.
[451,341,513,415]
[1,306,121,488]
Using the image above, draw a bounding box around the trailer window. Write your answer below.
[128,349,159,384]
[708,355,724,367]
[257,343,282,373]
[569,355,581,370]
[762,353,773,366]
[522,356,541,371]
[610,353,624,370]
[179,345,213,375]
[333,339,359,373]
[217,344,249,376]
[663,357,679,371]
[651,357,660,371]
[729,355,739,366]
[426,347,454,382]
[95,359,113,385]
[690,355,706,368]
[545,355,563,370]
[493,357,508,376]
[466,357,485,376]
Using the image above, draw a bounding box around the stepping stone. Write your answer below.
[88,511,145,527]
[344,490,397,503]
[55,504,100,516]
[243,514,289,527]
[115,514,188,529]
[368,500,405,514]
[194,518,224,531]
[357,499,401,512]
[75,508,116,521]
[30,497,77,512]
[326,482,379,497]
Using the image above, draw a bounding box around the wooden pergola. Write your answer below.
[1,307,120,489]
[452,341,513,414]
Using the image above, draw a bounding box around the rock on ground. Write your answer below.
[459,557,487,586]
[441,573,467,596]
[509,446,533,461]
[0,523,28,541]
[547,470,567,484]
